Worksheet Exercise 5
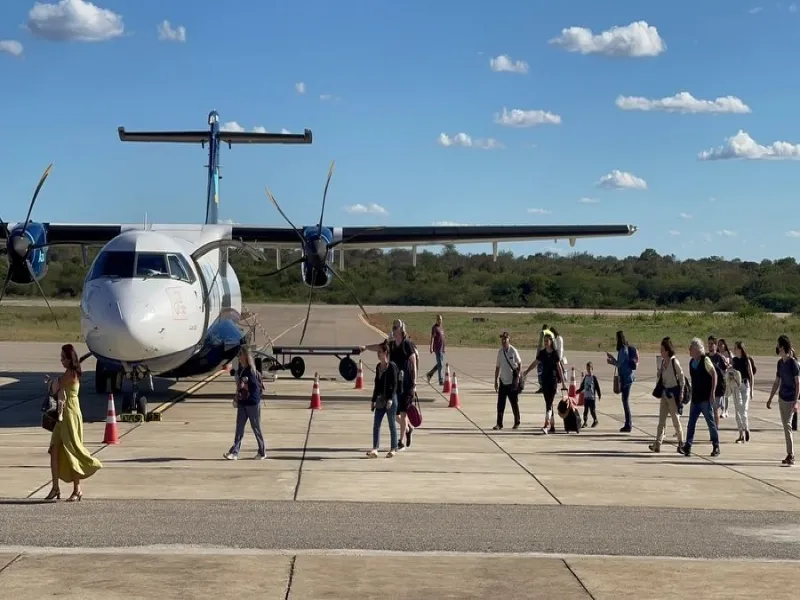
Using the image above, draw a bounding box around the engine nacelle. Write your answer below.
[301,260,333,288]
[6,221,49,284]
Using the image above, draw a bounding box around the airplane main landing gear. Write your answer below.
[119,370,153,423]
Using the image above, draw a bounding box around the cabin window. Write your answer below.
[89,251,135,280]
[167,254,195,283]
[135,253,170,278]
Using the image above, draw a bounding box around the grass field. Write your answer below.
[0,306,83,342]
[368,311,800,355]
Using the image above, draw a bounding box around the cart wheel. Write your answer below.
[339,356,358,381]
[289,356,305,379]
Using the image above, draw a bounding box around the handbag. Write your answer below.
[502,349,524,393]
[374,394,388,410]
[406,394,423,428]
[41,394,58,432]
[613,368,621,394]
[652,363,664,398]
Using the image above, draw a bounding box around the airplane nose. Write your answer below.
[82,283,168,362]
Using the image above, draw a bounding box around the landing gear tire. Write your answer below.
[339,356,358,382]
[136,394,147,416]
[122,393,147,416]
[289,356,305,379]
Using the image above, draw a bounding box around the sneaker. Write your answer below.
[648,443,660,453]
[710,446,720,457]
[255,453,267,460]
[223,452,238,460]
[677,445,686,455]
[366,449,378,458]
[782,454,795,466]
[745,430,751,442]
[386,450,396,458]
[493,425,502,430]
[397,442,406,451]
[735,434,744,444]
[620,426,632,433]
[406,428,413,448]
[591,420,598,428]
[681,445,691,456]
[512,423,520,430]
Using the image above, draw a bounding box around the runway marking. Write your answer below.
[1,545,799,563]
[358,312,388,338]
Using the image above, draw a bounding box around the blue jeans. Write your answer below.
[229,403,266,456]
[685,400,719,449]
[373,394,399,450]
[621,383,633,428]
[427,351,445,384]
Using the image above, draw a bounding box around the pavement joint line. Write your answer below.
[562,557,597,600]
[293,410,314,501]
[0,553,22,577]
[423,374,563,505]
[3,545,800,563]
[283,555,297,600]
[596,402,800,503]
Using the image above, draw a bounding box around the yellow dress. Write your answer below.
[49,377,102,482]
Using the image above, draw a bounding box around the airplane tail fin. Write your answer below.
[117,111,313,225]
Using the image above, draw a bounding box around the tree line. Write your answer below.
[3,245,800,313]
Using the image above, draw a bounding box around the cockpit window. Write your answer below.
[89,251,135,280]
[136,253,170,278]
[167,254,194,283]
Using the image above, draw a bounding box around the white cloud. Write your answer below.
[615,92,751,114]
[788,230,800,238]
[437,132,503,150]
[668,230,681,236]
[221,121,245,132]
[27,0,124,42]
[0,40,23,57]
[295,82,306,94]
[717,230,737,237]
[698,130,800,160]
[320,93,341,101]
[433,221,469,226]
[157,20,186,42]
[252,126,267,133]
[489,54,529,74]
[578,197,600,204]
[596,169,648,190]
[494,107,562,127]
[748,7,763,14]
[679,212,692,219]
[343,203,388,215]
[527,208,551,215]
[549,21,666,57]
[280,128,291,134]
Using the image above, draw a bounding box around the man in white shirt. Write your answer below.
[494,331,523,430]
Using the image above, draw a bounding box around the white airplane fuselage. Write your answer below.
[80,224,243,377]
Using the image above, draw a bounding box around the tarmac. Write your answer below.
[1,303,800,599]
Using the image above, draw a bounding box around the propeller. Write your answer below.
[264,161,377,345]
[0,164,60,328]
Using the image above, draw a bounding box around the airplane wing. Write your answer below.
[118,128,312,145]
[231,224,638,250]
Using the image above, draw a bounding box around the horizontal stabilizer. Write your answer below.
[117,129,212,144]
[219,130,312,145]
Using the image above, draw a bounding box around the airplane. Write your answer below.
[0,110,638,419]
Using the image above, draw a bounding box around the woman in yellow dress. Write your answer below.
[44,344,102,501]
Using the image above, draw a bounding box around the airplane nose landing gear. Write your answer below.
[119,369,150,423]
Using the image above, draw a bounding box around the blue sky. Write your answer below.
[2,0,800,261]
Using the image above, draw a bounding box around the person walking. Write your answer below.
[493,331,523,430]
[681,338,720,458]
[766,335,799,466]
[649,337,685,453]
[606,330,638,433]
[580,362,601,428]
[44,344,103,501]
[523,333,566,434]
[731,341,754,443]
[223,346,266,460]
[425,314,446,387]
[367,341,399,458]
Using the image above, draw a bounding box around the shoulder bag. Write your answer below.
[613,368,621,394]
[502,349,524,393]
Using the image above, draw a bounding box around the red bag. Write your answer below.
[406,394,422,428]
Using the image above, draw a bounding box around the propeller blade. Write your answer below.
[262,257,304,278]
[298,269,316,346]
[328,226,387,250]
[25,260,59,329]
[317,160,335,234]
[0,270,12,307]
[265,187,305,245]
[327,265,369,321]
[22,164,53,235]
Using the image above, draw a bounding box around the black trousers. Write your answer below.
[582,397,597,422]
[497,383,520,427]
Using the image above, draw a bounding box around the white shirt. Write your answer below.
[554,335,566,364]
[496,345,522,385]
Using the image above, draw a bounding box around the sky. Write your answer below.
[2,0,800,262]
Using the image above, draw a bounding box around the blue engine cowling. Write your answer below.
[300,225,334,288]
[6,221,49,284]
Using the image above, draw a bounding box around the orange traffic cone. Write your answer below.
[569,367,582,406]
[309,373,322,410]
[103,393,119,444]
[448,373,461,408]
[442,364,451,393]
[354,360,364,390]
